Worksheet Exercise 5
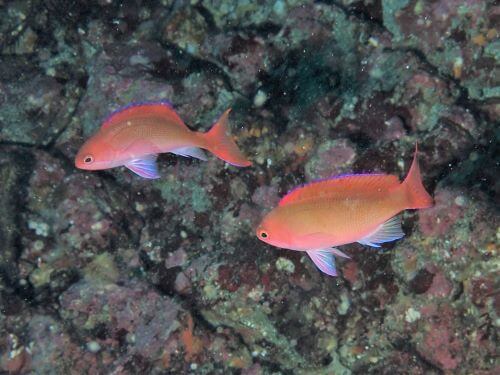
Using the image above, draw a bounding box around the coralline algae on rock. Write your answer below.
[0,0,497,373]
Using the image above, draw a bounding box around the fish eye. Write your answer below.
[259,231,268,239]
[83,155,94,164]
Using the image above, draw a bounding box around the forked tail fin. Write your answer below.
[205,109,252,167]
[402,143,433,209]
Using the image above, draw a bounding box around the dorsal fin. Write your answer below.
[101,100,185,129]
[279,174,400,206]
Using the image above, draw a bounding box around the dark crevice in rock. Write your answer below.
[0,149,36,300]
[452,281,464,301]
[193,3,219,33]
[45,91,85,151]
[223,21,284,39]
[153,40,238,94]
[257,44,342,134]
[408,268,435,295]
[319,0,385,30]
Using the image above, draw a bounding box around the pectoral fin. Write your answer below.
[126,154,160,179]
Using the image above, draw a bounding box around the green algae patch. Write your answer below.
[155,173,212,213]
[201,302,305,370]
[83,252,120,285]
[30,264,54,289]
[382,0,410,41]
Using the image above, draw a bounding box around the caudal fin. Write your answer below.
[205,109,252,167]
[402,143,433,209]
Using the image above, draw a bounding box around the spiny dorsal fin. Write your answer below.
[279,174,400,206]
[101,100,184,129]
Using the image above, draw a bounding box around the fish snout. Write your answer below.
[74,154,84,169]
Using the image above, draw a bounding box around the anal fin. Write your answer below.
[358,215,404,248]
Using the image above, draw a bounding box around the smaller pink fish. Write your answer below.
[75,101,252,178]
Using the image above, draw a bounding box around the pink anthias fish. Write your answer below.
[256,144,433,276]
[75,101,252,178]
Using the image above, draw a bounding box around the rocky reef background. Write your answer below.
[0,0,498,373]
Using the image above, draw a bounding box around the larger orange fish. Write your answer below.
[75,101,251,178]
[255,145,433,276]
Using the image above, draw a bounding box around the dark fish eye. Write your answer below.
[260,231,268,239]
[84,155,94,164]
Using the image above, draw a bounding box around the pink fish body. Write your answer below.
[256,145,433,276]
[75,101,251,178]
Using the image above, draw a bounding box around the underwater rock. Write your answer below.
[0,0,497,373]
[201,0,303,29]
[387,185,498,372]
[304,138,357,181]
[425,271,454,299]
[18,150,143,304]
[418,188,466,237]
[416,305,464,371]
[71,43,177,139]
[24,315,96,373]
[0,66,81,146]
[209,32,274,95]
[201,296,306,370]
[161,5,210,56]
[382,0,498,101]
[59,279,181,365]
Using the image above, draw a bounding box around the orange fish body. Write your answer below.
[75,101,251,178]
[256,145,433,276]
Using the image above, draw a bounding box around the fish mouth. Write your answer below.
[74,157,84,169]
[74,156,85,169]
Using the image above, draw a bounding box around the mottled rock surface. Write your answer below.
[0,0,497,373]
